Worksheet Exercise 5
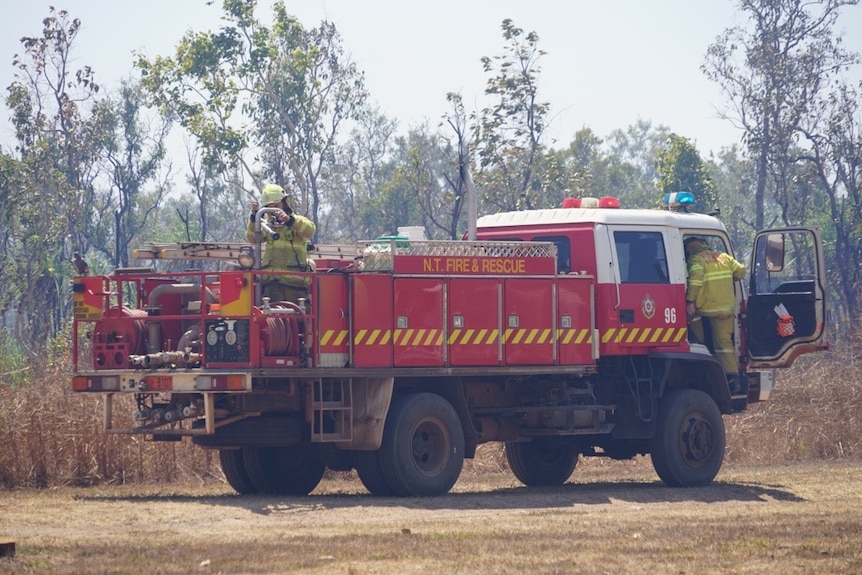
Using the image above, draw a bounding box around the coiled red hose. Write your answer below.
[94,307,148,353]
[263,304,300,356]
[92,307,149,368]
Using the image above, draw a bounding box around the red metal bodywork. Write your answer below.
[73,236,693,376]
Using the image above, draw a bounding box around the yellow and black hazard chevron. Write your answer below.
[393,329,444,346]
[320,326,685,348]
[446,329,497,345]
[600,327,687,345]
[556,328,593,345]
[321,328,597,347]
[319,329,349,347]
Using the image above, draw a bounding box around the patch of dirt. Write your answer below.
[1,459,861,574]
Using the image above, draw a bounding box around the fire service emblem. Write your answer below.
[642,294,656,320]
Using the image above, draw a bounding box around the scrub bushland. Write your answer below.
[1,337,860,489]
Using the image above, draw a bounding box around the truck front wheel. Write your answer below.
[379,393,465,497]
[353,450,396,496]
[650,389,725,487]
[505,439,579,486]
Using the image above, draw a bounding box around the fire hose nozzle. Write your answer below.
[260,220,280,241]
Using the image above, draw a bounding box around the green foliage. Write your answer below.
[0,330,31,387]
[137,0,368,235]
[602,120,669,207]
[1,7,176,353]
[703,0,859,229]
[322,106,402,242]
[798,81,862,338]
[476,19,549,212]
[540,122,674,210]
[551,127,606,200]
[706,146,758,255]
[92,81,172,267]
[4,7,104,352]
[137,28,247,174]
[655,133,718,212]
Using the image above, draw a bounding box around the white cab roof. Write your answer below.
[476,207,728,232]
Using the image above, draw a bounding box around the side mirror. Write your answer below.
[765,233,785,272]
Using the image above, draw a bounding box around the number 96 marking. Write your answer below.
[664,307,677,324]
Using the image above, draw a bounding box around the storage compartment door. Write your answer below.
[351,274,393,367]
[448,278,501,366]
[394,278,444,367]
[557,277,595,366]
[504,278,554,365]
[316,274,349,368]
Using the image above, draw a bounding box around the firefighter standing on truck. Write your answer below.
[684,237,746,394]
[248,184,316,304]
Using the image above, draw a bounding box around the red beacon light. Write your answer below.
[561,197,620,209]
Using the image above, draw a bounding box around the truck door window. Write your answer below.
[683,234,730,256]
[614,231,669,284]
[752,231,817,295]
[534,235,571,274]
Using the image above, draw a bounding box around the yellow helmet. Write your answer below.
[260,184,288,207]
[684,237,708,256]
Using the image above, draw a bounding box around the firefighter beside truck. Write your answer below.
[71,192,827,496]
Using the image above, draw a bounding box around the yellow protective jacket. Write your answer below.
[247,214,316,287]
[686,245,746,316]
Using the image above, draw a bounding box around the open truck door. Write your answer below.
[746,227,827,368]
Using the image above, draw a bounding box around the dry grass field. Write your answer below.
[1,343,861,573]
[1,459,861,574]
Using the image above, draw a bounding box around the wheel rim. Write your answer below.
[411,417,451,477]
[679,413,715,467]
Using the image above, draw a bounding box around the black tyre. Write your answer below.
[378,393,465,497]
[219,448,258,494]
[353,450,396,496]
[505,438,579,486]
[650,389,725,487]
[242,445,326,495]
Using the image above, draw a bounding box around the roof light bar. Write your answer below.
[561,196,620,209]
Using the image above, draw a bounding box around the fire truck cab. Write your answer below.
[71,199,827,496]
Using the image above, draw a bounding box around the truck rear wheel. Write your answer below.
[242,446,326,495]
[650,389,725,487]
[379,393,465,497]
[219,448,258,494]
[505,439,579,486]
[353,450,395,496]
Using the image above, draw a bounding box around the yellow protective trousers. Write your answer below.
[688,314,738,375]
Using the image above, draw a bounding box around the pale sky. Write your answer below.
[2,1,861,156]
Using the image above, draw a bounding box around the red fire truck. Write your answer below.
[71,198,827,496]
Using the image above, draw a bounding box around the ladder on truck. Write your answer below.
[311,378,353,442]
